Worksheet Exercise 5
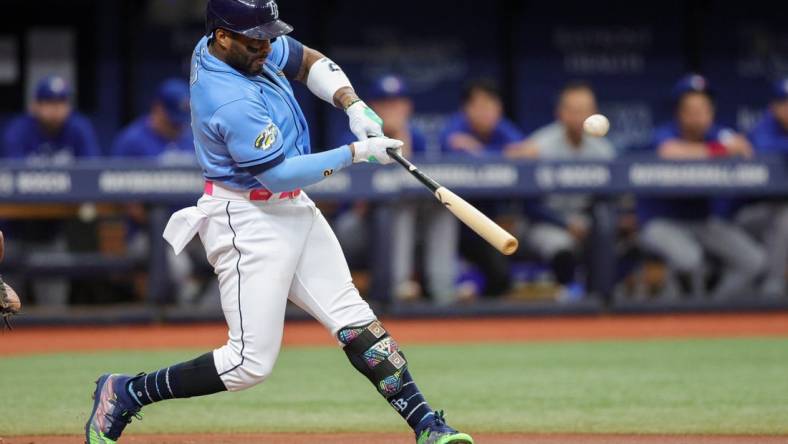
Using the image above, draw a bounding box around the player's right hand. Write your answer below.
[350,137,404,165]
[346,100,384,141]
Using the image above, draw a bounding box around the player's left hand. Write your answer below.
[346,101,383,140]
[350,137,403,165]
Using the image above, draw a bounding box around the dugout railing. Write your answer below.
[1,156,787,324]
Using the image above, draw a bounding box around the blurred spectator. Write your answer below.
[378,75,457,303]
[655,75,752,159]
[638,74,765,300]
[2,75,100,163]
[369,75,427,156]
[508,82,615,299]
[111,78,195,164]
[111,79,210,306]
[440,79,524,297]
[0,75,100,306]
[749,78,788,153]
[733,78,788,298]
[334,75,459,303]
[506,81,613,160]
[440,79,524,155]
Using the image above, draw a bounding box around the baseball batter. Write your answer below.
[85,1,473,444]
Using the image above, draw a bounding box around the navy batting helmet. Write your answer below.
[206,0,293,40]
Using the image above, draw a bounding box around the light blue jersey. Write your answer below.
[190,35,310,190]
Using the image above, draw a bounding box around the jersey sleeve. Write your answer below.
[499,119,525,143]
[439,113,467,152]
[211,99,286,174]
[255,145,352,192]
[596,137,616,158]
[110,130,137,157]
[111,124,150,158]
[410,126,427,154]
[267,36,304,79]
[1,118,27,159]
[72,114,102,157]
[529,123,558,148]
[652,123,676,148]
[748,119,768,151]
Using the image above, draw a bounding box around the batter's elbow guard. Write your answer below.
[338,321,408,397]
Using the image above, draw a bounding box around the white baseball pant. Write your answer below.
[164,185,376,391]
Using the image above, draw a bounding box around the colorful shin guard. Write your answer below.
[338,321,408,396]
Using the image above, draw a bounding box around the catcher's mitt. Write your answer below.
[0,231,21,329]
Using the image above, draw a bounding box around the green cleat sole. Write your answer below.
[86,428,117,444]
[417,431,474,444]
[440,433,474,444]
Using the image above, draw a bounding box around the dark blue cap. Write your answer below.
[35,76,71,101]
[157,78,191,125]
[772,78,788,101]
[367,74,410,101]
[672,73,712,100]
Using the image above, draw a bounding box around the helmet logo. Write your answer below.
[265,0,279,19]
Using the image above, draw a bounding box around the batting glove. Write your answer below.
[351,137,403,165]
[346,100,383,140]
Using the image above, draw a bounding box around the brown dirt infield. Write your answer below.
[3,312,788,443]
[3,312,788,357]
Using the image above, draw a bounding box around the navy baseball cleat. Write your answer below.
[415,410,474,444]
[85,374,142,444]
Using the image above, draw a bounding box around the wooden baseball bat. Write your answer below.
[386,148,519,255]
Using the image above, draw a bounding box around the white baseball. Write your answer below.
[583,114,610,137]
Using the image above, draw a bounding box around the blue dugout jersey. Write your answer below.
[112,116,194,159]
[439,112,524,155]
[750,111,788,154]
[2,112,100,161]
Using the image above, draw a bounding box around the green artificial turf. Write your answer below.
[1,338,787,436]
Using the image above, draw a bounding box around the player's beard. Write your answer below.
[225,47,264,76]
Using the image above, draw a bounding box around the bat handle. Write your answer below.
[385,148,441,192]
[386,147,411,168]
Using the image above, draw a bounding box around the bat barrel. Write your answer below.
[385,149,518,256]
[435,187,519,256]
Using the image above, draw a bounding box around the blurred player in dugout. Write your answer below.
[440,79,524,297]
[112,78,195,163]
[335,75,460,304]
[1,75,101,305]
[2,75,100,162]
[112,78,212,305]
[638,74,765,300]
[733,78,788,298]
[506,81,615,299]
